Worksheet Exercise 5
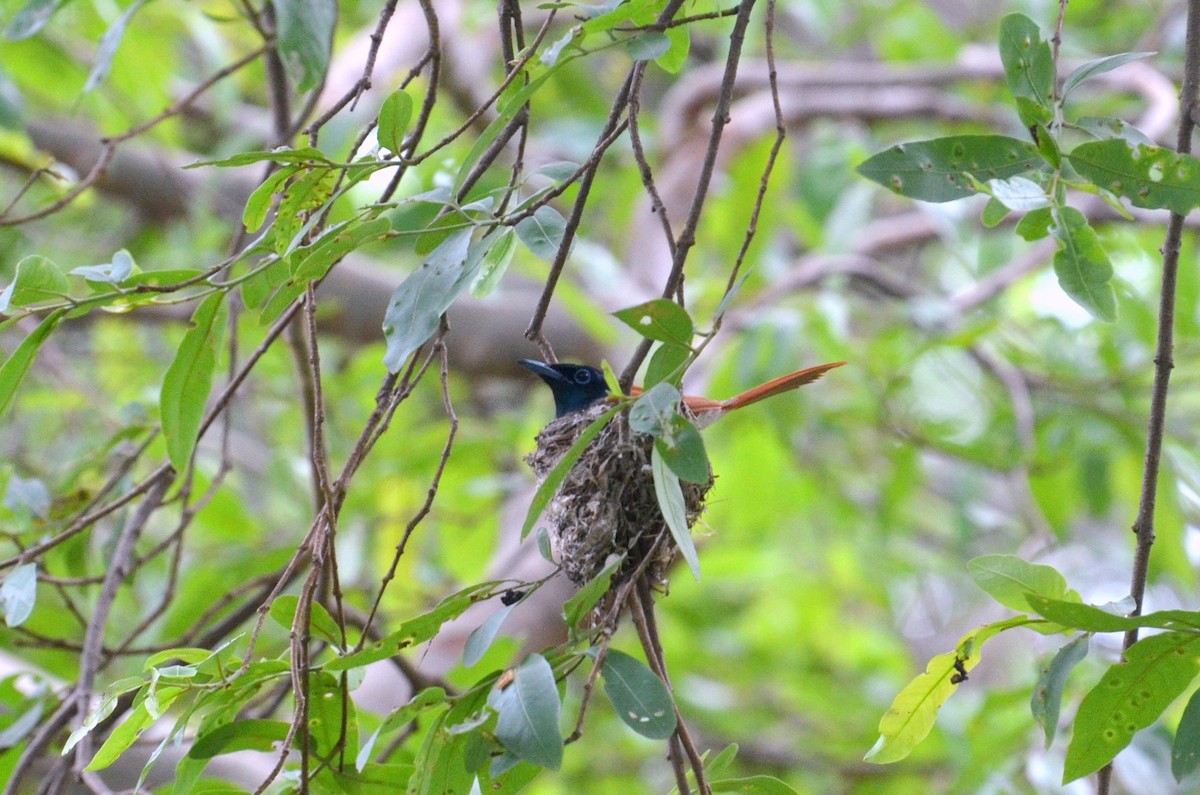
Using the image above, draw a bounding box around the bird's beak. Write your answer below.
[518,359,567,384]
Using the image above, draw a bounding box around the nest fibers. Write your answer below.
[524,402,714,587]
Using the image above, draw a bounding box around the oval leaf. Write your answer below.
[514,206,568,260]
[188,719,290,759]
[1173,686,1200,782]
[487,653,563,770]
[1064,631,1200,782]
[613,299,694,345]
[598,649,677,740]
[998,13,1054,126]
[1068,140,1200,216]
[1049,206,1116,322]
[381,228,474,373]
[463,603,516,668]
[967,554,1069,612]
[0,562,37,627]
[274,0,335,92]
[378,90,414,155]
[857,135,1042,203]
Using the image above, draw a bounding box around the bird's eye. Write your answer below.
[574,369,592,384]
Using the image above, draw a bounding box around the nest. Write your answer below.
[524,403,714,587]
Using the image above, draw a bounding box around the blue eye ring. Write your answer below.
[574,369,592,384]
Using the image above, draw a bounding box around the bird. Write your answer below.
[518,358,845,427]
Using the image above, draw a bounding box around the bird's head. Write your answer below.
[519,359,610,418]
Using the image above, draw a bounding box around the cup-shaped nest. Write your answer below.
[524,402,713,587]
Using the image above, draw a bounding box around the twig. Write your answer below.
[1097,0,1200,792]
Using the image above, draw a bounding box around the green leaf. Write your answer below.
[82,0,145,94]
[1,255,69,310]
[0,308,66,420]
[1062,52,1155,100]
[0,562,37,627]
[187,146,331,169]
[628,382,680,436]
[325,583,497,672]
[514,206,568,260]
[1049,206,1116,322]
[562,553,624,630]
[274,0,336,92]
[856,135,1042,203]
[470,227,518,298]
[463,603,516,668]
[291,216,392,281]
[521,405,621,539]
[4,474,49,518]
[598,649,676,740]
[378,89,414,154]
[275,168,337,257]
[865,617,1026,763]
[1064,632,1200,782]
[651,445,700,581]
[356,687,447,771]
[85,686,185,771]
[980,196,1010,227]
[645,342,690,388]
[381,228,475,373]
[1025,595,1200,633]
[656,24,689,73]
[655,417,709,485]
[711,776,800,794]
[967,554,1070,612]
[487,653,562,769]
[309,671,356,757]
[4,0,61,40]
[1173,686,1200,782]
[188,720,290,759]
[613,299,694,345]
[626,31,670,61]
[160,293,228,472]
[998,13,1054,127]
[1031,635,1089,748]
[1015,206,1053,240]
[242,166,298,232]
[1068,140,1200,215]
[268,595,344,648]
[988,176,1049,211]
[1073,116,1154,147]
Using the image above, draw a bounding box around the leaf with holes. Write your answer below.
[857,136,1042,203]
[613,299,694,345]
[1068,140,1200,216]
[998,13,1053,127]
[1064,631,1200,782]
[597,649,676,739]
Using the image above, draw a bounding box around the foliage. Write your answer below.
[0,0,1198,793]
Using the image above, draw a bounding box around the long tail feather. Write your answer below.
[717,361,846,412]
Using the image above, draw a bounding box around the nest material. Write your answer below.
[525,403,714,587]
